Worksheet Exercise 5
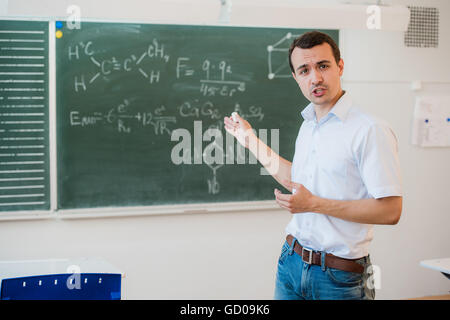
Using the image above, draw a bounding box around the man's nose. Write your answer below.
[311,68,323,86]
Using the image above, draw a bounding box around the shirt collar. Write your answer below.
[301,91,353,122]
[300,102,316,121]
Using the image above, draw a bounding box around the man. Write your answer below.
[223,31,402,300]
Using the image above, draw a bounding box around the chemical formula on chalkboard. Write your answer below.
[69,39,170,91]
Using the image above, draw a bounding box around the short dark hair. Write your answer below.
[288,31,341,73]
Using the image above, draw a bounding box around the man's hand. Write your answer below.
[274,180,402,225]
[224,112,255,149]
[274,180,316,214]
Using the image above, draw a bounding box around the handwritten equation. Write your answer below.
[69,99,264,136]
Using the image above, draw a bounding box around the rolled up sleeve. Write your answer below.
[358,123,403,199]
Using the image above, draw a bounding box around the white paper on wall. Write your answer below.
[411,96,450,147]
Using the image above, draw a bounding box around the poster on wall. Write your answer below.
[411,96,450,147]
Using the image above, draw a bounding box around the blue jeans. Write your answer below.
[274,237,375,300]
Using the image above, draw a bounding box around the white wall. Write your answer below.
[341,0,450,299]
[0,0,449,300]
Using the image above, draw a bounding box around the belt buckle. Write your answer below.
[302,247,313,264]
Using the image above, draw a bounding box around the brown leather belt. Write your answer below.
[286,235,365,274]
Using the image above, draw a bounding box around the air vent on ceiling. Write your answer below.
[404,6,439,48]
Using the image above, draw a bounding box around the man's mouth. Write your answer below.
[312,87,327,97]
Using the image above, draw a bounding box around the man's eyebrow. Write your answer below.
[296,64,307,71]
[296,60,332,71]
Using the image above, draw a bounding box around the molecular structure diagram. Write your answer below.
[267,32,300,80]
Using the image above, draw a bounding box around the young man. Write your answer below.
[223,31,402,300]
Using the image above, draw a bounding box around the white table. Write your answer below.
[0,257,125,280]
[420,258,450,280]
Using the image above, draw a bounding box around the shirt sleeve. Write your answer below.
[357,122,403,199]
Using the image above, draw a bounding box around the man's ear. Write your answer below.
[338,59,344,77]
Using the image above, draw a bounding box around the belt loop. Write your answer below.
[320,251,327,271]
[288,237,296,255]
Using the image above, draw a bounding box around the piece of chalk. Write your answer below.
[232,112,238,122]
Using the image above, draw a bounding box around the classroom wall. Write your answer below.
[0,0,449,299]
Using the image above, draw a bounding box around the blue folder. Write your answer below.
[1,273,121,300]
[0,258,123,300]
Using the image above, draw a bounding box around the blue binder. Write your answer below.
[0,258,123,300]
[1,273,121,300]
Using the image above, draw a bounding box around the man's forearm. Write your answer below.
[310,195,402,225]
[247,133,292,190]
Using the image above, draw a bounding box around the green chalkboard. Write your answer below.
[0,20,50,212]
[56,21,338,210]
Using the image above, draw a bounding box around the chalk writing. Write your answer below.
[70,39,171,91]
[69,99,177,135]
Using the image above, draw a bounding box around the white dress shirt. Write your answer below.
[286,91,402,259]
